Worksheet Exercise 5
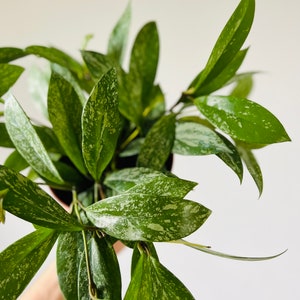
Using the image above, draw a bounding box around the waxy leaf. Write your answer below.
[4,94,64,184]
[107,2,131,64]
[48,72,87,175]
[82,68,122,181]
[190,0,255,94]
[138,114,176,170]
[0,227,58,300]
[0,47,27,63]
[194,95,291,144]
[86,193,211,242]
[0,165,82,231]
[0,63,24,96]
[124,251,195,300]
[173,121,231,155]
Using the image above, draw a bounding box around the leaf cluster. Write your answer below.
[0,0,290,299]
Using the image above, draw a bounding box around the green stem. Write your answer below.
[120,128,140,151]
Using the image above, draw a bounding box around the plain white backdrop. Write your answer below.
[1,1,299,299]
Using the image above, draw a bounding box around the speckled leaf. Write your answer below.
[137,114,176,170]
[237,144,263,195]
[0,189,8,223]
[0,47,27,63]
[0,165,82,231]
[194,95,291,144]
[57,231,84,300]
[107,2,131,64]
[0,63,24,96]
[48,72,87,175]
[124,252,195,300]
[4,94,64,184]
[190,0,255,93]
[0,227,58,300]
[82,68,122,181]
[86,193,211,242]
[173,121,231,155]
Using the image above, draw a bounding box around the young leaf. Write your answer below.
[48,72,87,175]
[137,114,176,170]
[0,63,24,96]
[190,0,255,94]
[0,165,82,231]
[0,47,27,63]
[0,227,58,300]
[107,2,131,64]
[4,94,64,184]
[173,121,231,155]
[82,68,122,181]
[86,193,211,242]
[124,251,195,300]
[194,95,291,144]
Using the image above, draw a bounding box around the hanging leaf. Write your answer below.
[138,114,176,170]
[0,227,58,300]
[86,193,211,242]
[107,2,131,64]
[194,95,291,144]
[4,94,64,184]
[0,63,24,96]
[173,121,231,155]
[82,68,122,181]
[0,165,82,231]
[124,251,195,300]
[48,72,87,175]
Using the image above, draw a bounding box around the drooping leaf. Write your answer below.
[190,0,255,94]
[48,72,87,175]
[4,93,64,184]
[82,68,122,181]
[86,193,211,242]
[0,227,58,300]
[124,251,195,300]
[138,114,176,170]
[0,47,27,63]
[173,121,231,155]
[107,2,131,64]
[194,95,291,144]
[0,63,24,96]
[0,165,82,231]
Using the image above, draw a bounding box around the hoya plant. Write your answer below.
[0,0,290,299]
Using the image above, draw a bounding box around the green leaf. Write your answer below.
[0,47,27,63]
[0,227,58,300]
[0,63,24,96]
[48,72,87,175]
[82,68,122,181]
[0,165,82,231]
[124,251,195,300]
[129,21,159,108]
[138,114,176,170]
[0,189,8,224]
[57,231,84,300]
[105,167,196,197]
[4,149,29,172]
[86,193,211,242]
[173,121,231,155]
[172,239,287,261]
[4,94,64,184]
[230,72,254,98]
[194,95,291,144]
[237,144,263,195]
[107,2,131,64]
[190,0,255,93]
[0,122,14,147]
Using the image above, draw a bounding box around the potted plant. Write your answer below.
[0,0,290,299]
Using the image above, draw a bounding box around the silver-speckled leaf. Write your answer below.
[0,63,24,97]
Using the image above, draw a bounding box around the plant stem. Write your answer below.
[120,127,139,151]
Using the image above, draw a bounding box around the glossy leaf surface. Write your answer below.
[194,95,291,144]
[86,193,211,241]
[0,63,24,96]
[0,227,58,300]
[82,68,122,181]
[4,94,64,184]
[0,165,82,231]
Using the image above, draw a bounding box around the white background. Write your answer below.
[1,1,299,299]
